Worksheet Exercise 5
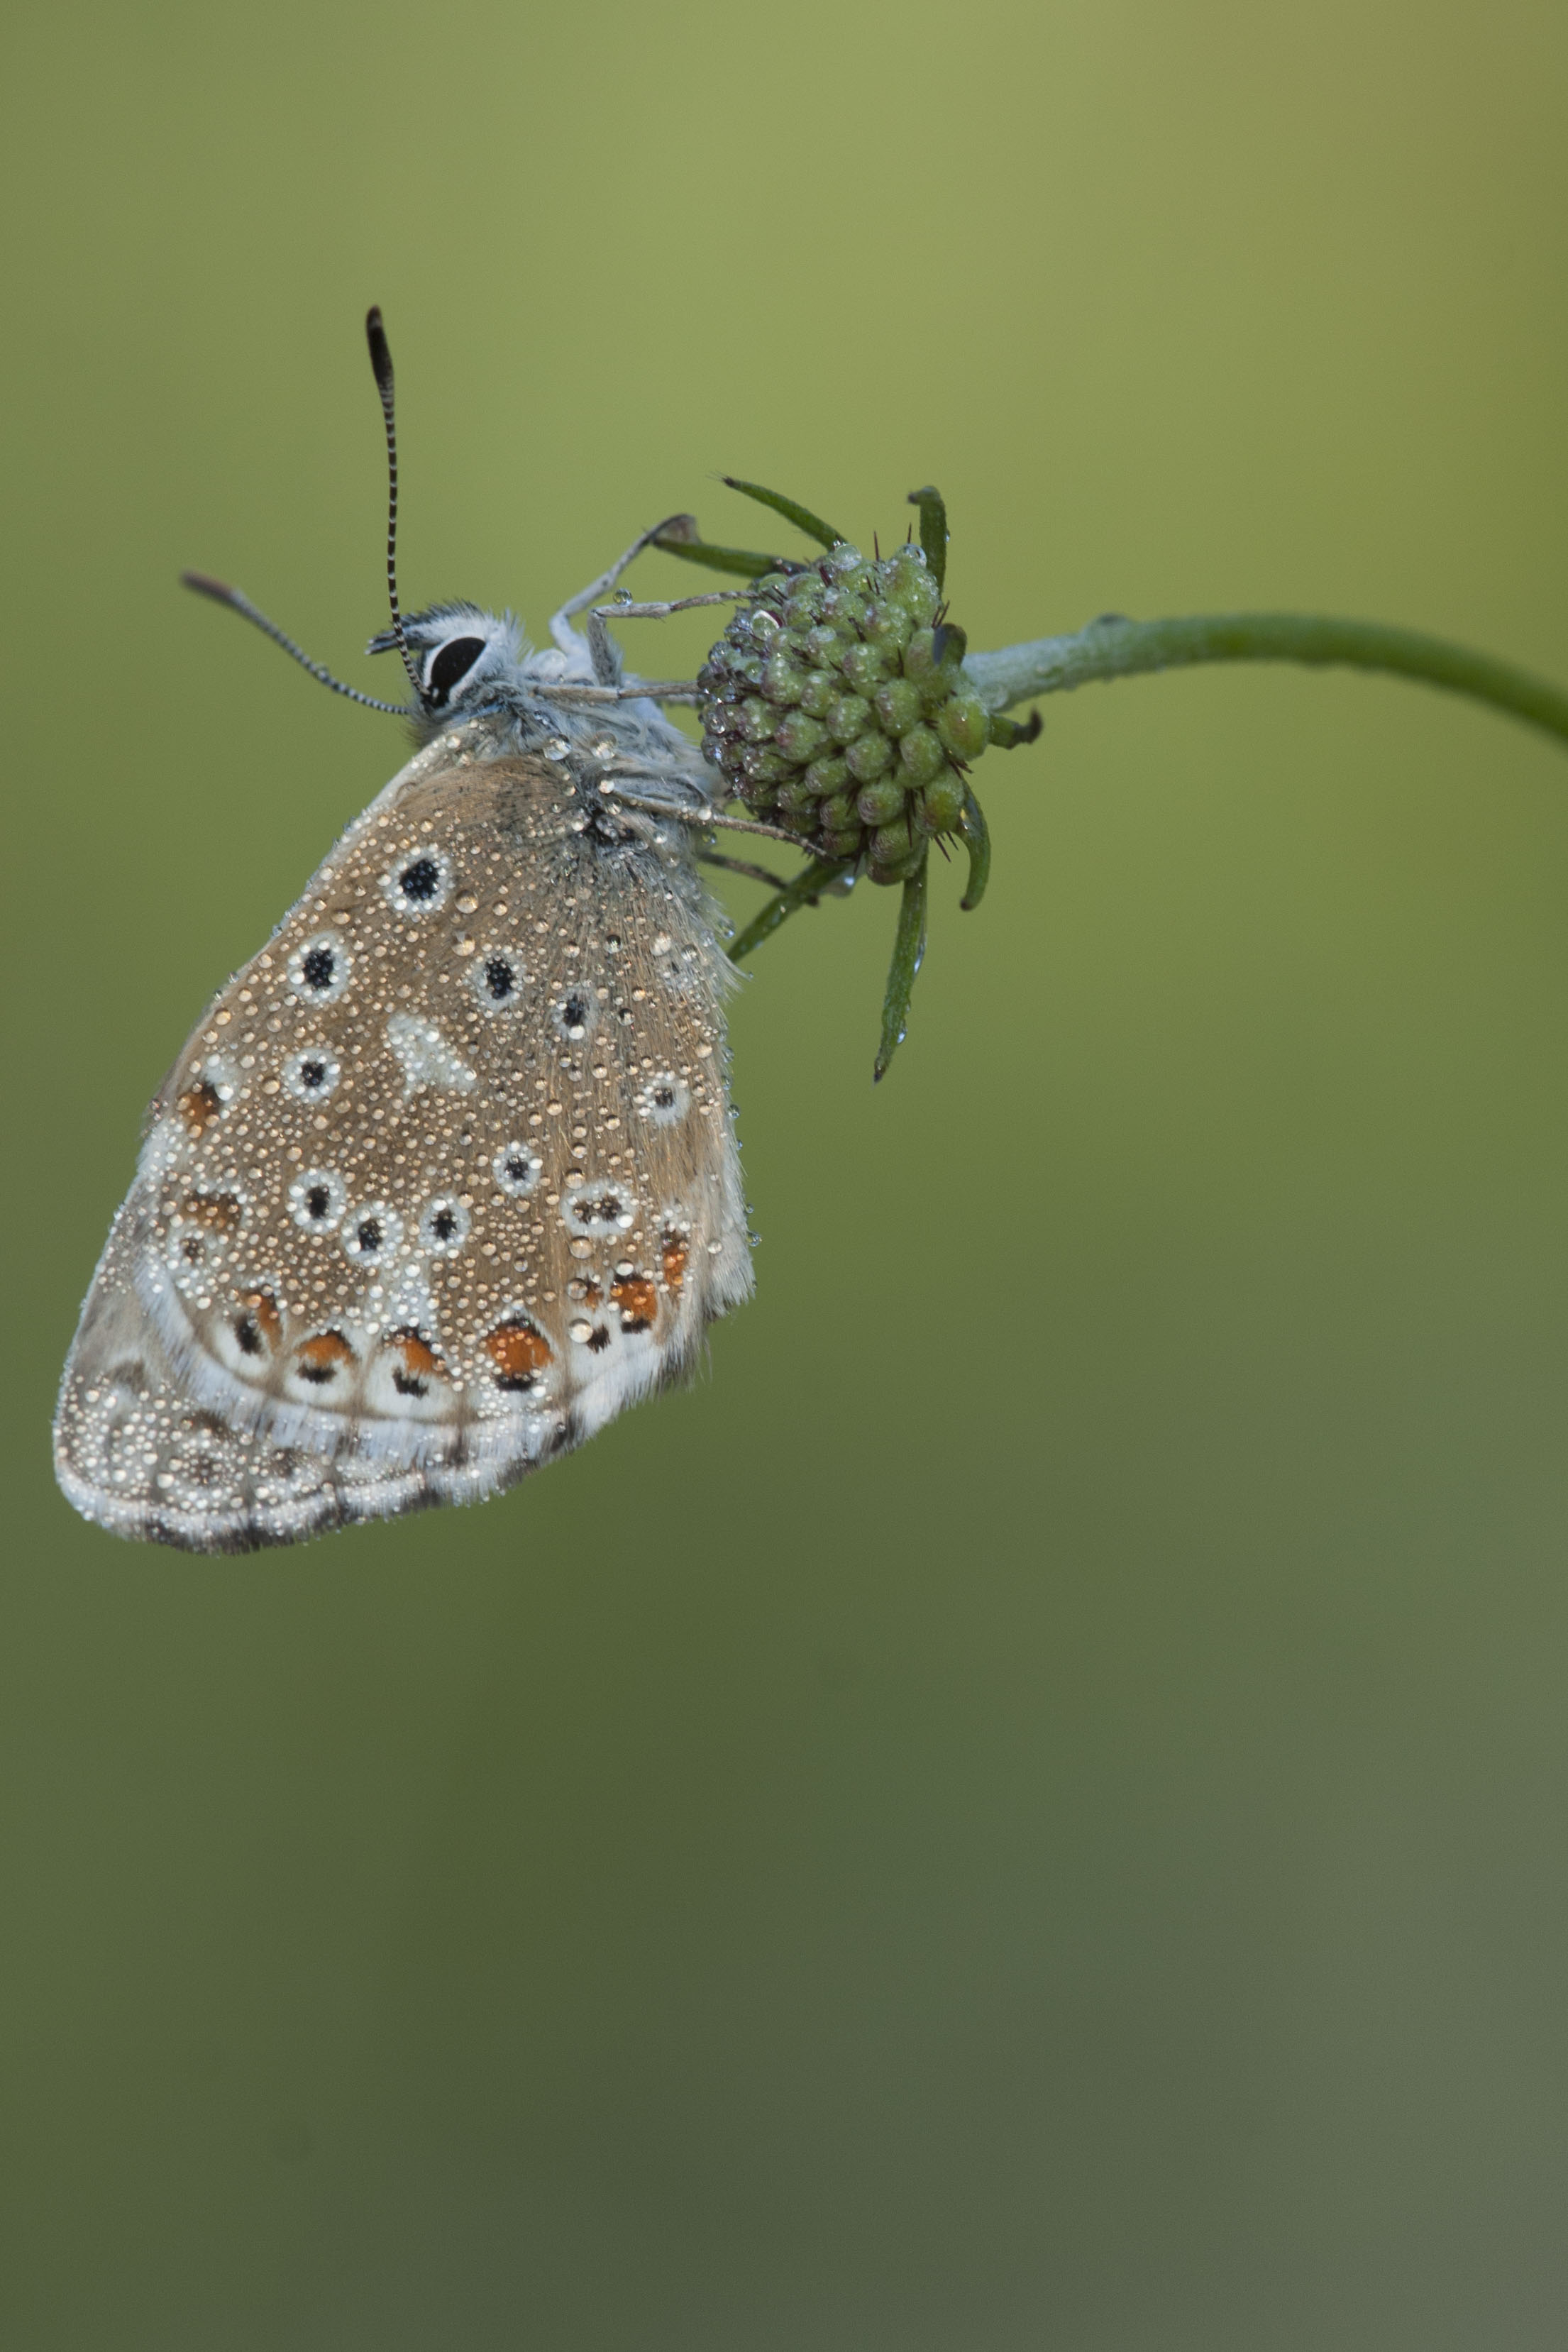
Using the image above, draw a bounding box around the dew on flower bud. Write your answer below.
[903,627,939,683]
[763,649,805,703]
[776,775,820,819]
[827,694,874,745]
[846,731,895,783]
[919,773,966,833]
[805,756,851,802]
[868,819,919,872]
[856,775,907,827]
[898,724,948,785]
[863,602,915,658]
[692,507,1028,884]
[937,693,991,759]
[839,642,890,696]
[873,678,923,738]
[775,710,829,763]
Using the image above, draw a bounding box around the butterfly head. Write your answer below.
[368,602,524,722]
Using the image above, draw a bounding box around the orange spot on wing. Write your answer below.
[177,1081,222,1136]
[297,1332,355,1373]
[232,1289,283,1359]
[661,1234,690,1297]
[180,1191,241,1235]
[392,1331,442,1381]
[485,1318,553,1391]
[610,1276,658,1331]
[242,1291,283,1348]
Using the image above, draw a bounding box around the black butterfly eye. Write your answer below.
[424,634,487,707]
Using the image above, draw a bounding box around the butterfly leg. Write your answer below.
[696,850,795,891]
[548,514,697,656]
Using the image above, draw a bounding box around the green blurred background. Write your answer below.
[5,1,1568,2342]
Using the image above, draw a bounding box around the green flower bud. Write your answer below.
[692,512,1011,871]
[805,756,851,802]
[775,775,819,819]
[827,693,873,744]
[898,723,947,784]
[873,677,924,737]
[881,546,939,618]
[868,818,918,873]
[763,648,805,704]
[856,775,907,826]
[936,692,990,759]
[742,746,792,788]
[863,600,914,658]
[919,773,966,833]
[846,731,895,783]
[775,710,828,763]
[902,627,939,682]
[839,641,890,697]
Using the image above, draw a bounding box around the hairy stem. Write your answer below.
[964,614,1568,753]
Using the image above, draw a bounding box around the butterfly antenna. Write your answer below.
[365,306,423,703]
[179,573,409,713]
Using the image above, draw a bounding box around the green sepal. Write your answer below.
[722,477,847,550]
[959,787,991,910]
[907,487,949,595]
[930,621,968,673]
[651,529,787,578]
[874,849,929,1081]
[988,707,1043,750]
[727,856,851,963]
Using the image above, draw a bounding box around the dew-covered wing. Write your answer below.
[53,728,751,1551]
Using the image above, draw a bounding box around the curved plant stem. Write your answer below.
[964,614,1568,753]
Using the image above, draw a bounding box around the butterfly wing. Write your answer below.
[54,726,751,1550]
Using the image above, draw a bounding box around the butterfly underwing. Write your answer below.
[53,596,753,1552]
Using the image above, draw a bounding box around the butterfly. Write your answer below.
[53,311,753,1552]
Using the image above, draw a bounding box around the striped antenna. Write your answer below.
[365,307,423,703]
[180,572,408,713]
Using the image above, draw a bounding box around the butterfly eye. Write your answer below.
[424,634,488,707]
